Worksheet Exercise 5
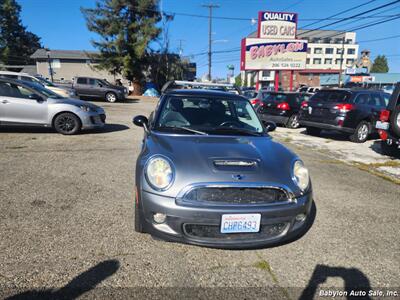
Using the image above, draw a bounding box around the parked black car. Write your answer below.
[73,77,127,102]
[376,82,400,155]
[299,89,390,143]
[256,92,312,129]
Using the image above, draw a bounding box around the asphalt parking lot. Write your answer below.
[0,97,399,299]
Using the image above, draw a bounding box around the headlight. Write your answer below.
[292,160,310,192]
[145,156,174,191]
[77,105,92,112]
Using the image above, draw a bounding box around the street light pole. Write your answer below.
[338,37,345,87]
[202,3,219,82]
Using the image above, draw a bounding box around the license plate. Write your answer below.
[220,214,261,233]
[376,121,389,130]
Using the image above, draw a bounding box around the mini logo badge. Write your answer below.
[232,174,244,180]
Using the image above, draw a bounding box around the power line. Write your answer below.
[298,0,377,30]
[283,0,305,11]
[358,34,400,43]
[298,0,400,35]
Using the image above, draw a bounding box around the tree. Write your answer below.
[81,0,161,89]
[371,55,389,73]
[235,74,242,87]
[0,0,41,65]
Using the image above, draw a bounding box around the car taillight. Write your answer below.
[334,103,354,113]
[378,130,388,141]
[277,102,290,110]
[379,110,390,122]
[301,101,308,109]
[250,98,260,105]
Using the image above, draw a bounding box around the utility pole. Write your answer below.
[177,39,185,56]
[202,3,219,81]
[46,49,54,83]
[338,37,345,88]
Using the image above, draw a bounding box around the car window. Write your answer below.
[368,94,383,107]
[383,94,391,107]
[263,93,289,103]
[1,74,18,79]
[77,78,87,84]
[21,76,35,83]
[311,90,351,103]
[0,82,34,99]
[156,96,263,134]
[354,94,370,105]
[89,79,102,86]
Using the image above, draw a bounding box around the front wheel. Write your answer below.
[53,112,81,135]
[134,201,144,233]
[350,121,370,143]
[286,113,300,129]
[105,92,117,103]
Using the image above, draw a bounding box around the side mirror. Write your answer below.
[98,83,103,87]
[29,94,44,101]
[133,115,149,132]
[262,120,276,132]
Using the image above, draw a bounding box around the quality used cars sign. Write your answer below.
[258,11,298,40]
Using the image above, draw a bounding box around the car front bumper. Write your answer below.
[79,110,106,130]
[299,120,354,134]
[261,114,289,125]
[138,189,313,249]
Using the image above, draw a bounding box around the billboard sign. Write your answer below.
[240,38,308,70]
[258,11,298,39]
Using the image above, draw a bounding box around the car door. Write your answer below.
[74,77,91,96]
[88,78,104,97]
[0,82,48,125]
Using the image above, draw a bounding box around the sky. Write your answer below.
[18,0,400,79]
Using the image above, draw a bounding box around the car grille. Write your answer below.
[182,187,289,205]
[183,223,288,241]
[100,114,106,123]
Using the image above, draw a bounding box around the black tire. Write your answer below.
[390,105,400,136]
[105,92,117,103]
[380,140,399,157]
[53,112,81,135]
[306,127,321,136]
[286,113,300,129]
[350,120,370,143]
[134,201,144,233]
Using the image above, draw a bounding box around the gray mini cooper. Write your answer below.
[133,89,313,248]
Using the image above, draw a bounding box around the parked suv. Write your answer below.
[299,89,390,143]
[256,92,312,129]
[376,82,400,155]
[73,77,127,102]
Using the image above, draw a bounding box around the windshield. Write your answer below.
[35,76,56,87]
[263,93,290,103]
[25,82,64,99]
[155,96,264,135]
[311,90,351,103]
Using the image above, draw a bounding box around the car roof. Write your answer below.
[164,88,248,100]
[0,71,31,76]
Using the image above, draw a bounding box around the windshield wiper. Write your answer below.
[160,126,208,135]
[209,127,262,136]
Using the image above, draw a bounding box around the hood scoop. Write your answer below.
[213,160,257,167]
[212,159,259,172]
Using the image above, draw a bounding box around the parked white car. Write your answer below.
[0,71,75,98]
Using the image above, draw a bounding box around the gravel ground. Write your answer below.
[0,97,399,299]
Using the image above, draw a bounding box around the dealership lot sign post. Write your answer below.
[241,11,307,91]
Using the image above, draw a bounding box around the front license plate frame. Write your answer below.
[220,213,261,234]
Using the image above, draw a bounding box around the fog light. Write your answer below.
[296,213,306,222]
[153,213,167,224]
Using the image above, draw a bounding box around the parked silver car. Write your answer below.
[133,89,314,249]
[0,78,105,135]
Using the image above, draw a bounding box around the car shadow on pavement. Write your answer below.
[299,264,372,300]
[0,124,129,135]
[299,129,350,141]
[4,259,120,300]
[370,140,400,159]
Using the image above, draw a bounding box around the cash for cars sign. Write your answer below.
[258,11,298,39]
[240,38,308,70]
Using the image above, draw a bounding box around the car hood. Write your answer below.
[140,133,303,197]
[48,98,103,110]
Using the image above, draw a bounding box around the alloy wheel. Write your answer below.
[56,115,76,132]
[357,124,369,141]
